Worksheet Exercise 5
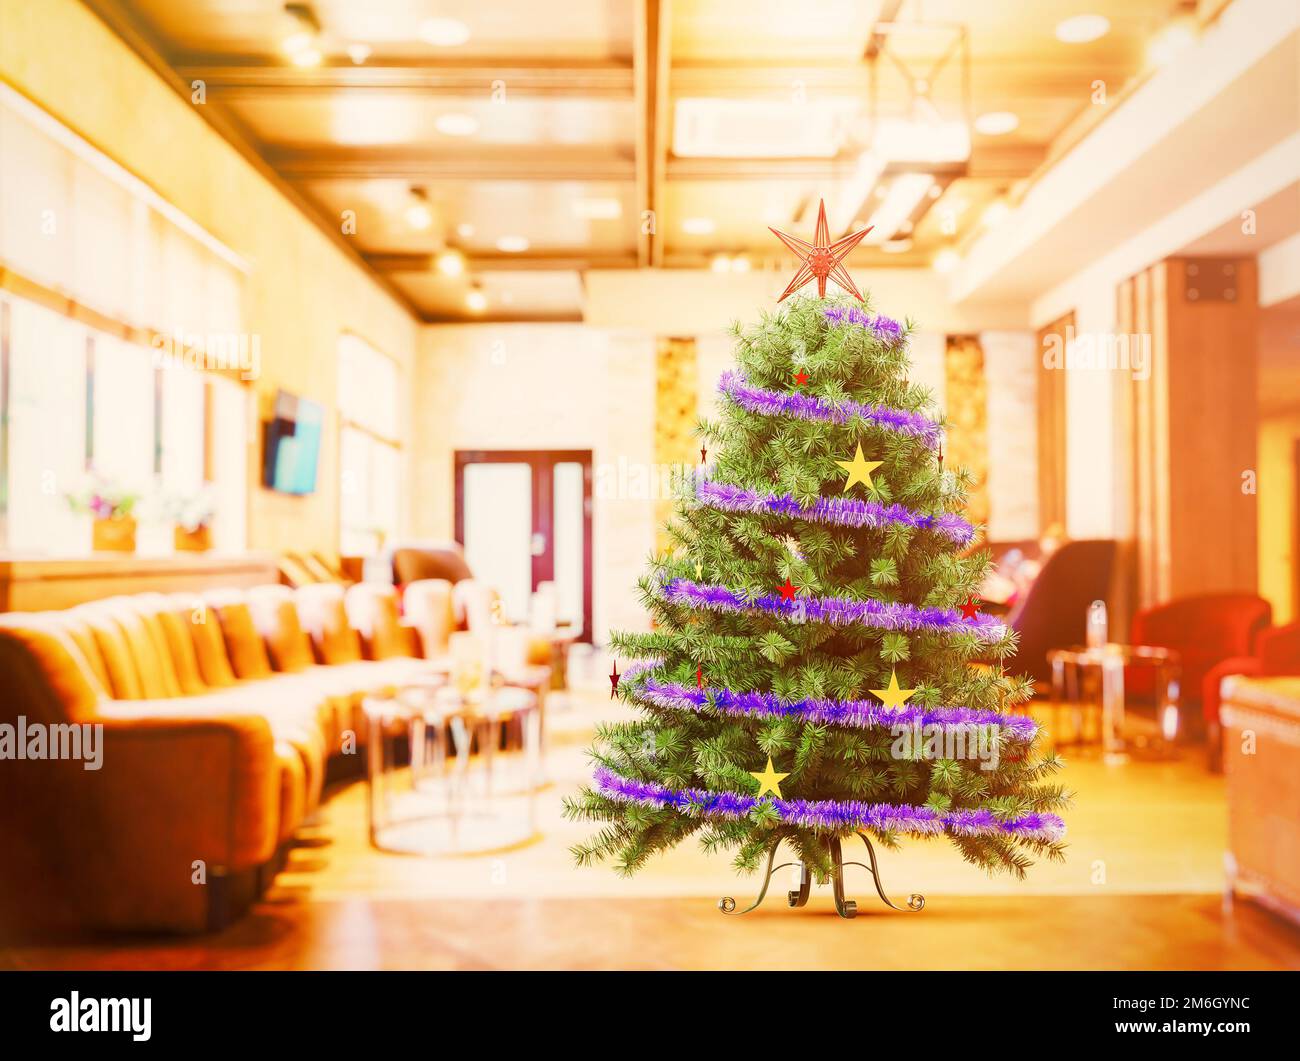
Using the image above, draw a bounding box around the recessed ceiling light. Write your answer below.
[710,254,732,273]
[456,222,475,239]
[289,46,322,68]
[730,255,751,273]
[436,250,466,277]
[346,43,371,65]
[496,235,530,253]
[466,289,488,313]
[1055,15,1110,44]
[933,249,960,274]
[404,187,433,231]
[281,30,315,57]
[982,201,1011,228]
[573,197,623,220]
[420,17,470,47]
[435,112,479,137]
[682,217,716,236]
[974,111,1020,136]
[881,238,913,253]
[1148,22,1196,68]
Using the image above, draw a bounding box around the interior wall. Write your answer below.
[416,314,1039,642]
[0,0,419,556]
[413,325,656,638]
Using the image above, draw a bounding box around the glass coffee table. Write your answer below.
[1046,643,1181,762]
[364,680,542,855]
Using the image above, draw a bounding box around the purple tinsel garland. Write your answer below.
[718,371,940,448]
[592,767,1065,841]
[663,578,1006,641]
[636,677,1037,740]
[695,476,973,546]
[822,304,904,340]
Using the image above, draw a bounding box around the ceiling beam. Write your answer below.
[669,61,1138,100]
[666,143,1044,181]
[171,58,635,98]
[634,0,671,267]
[366,252,639,273]
[269,147,637,182]
[77,0,424,323]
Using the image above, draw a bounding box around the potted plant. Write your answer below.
[66,472,139,553]
[165,486,217,552]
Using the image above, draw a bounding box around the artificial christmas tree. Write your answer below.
[565,203,1067,916]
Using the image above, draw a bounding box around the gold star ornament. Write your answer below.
[871,670,916,710]
[836,443,883,492]
[749,756,789,799]
[769,198,872,302]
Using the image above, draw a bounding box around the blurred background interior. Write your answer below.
[0,0,1299,970]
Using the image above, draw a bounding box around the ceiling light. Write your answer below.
[346,43,371,65]
[404,187,433,231]
[419,17,470,47]
[496,235,529,253]
[1055,15,1110,44]
[710,254,732,273]
[435,112,479,137]
[873,117,970,164]
[864,173,934,244]
[974,111,1019,136]
[933,249,960,274]
[289,47,322,68]
[682,217,716,236]
[572,197,623,220]
[436,250,466,278]
[466,288,488,313]
[881,238,913,254]
[456,223,475,239]
[981,201,1010,228]
[281,31,314,57]
[730,255,751,273]
[1147,22,1196,68]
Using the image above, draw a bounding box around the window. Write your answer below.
[0,86,249,556]
[338,333,401,557]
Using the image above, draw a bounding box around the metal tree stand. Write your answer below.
[718,833,926,919]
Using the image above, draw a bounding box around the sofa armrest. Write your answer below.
[94,706,281,869]
[1202,656,1263,727]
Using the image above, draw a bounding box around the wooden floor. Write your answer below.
[4,893,1298,971]
[4,676,1300,971]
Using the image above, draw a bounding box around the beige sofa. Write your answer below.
[0,580,461,935]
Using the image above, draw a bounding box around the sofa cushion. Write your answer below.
[55,615,112,697]
[296,584,362,665]
[247,586,315,673]
[103,600,179,700]
[346,583,417,661]
[208,596,274,681]
[74,603,145,700]
[156,601,209,696]
[187,600,238,689]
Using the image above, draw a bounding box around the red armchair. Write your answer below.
[1202,622,1300,766]
[1128,594,1272,735]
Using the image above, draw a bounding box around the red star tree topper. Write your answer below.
[769,199,873,302]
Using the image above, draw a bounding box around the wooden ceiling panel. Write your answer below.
[88,0,1191,319]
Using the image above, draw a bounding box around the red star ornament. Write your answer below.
[769,198,873,302]
[778,577,798,603]
[609,660,620,698]
[959,595,981,622]
[793,369,810,386]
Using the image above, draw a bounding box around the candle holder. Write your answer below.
[718,832,925,919]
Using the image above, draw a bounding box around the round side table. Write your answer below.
[365,682,541,855]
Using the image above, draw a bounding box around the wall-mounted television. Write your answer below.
[262,390,323,496]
